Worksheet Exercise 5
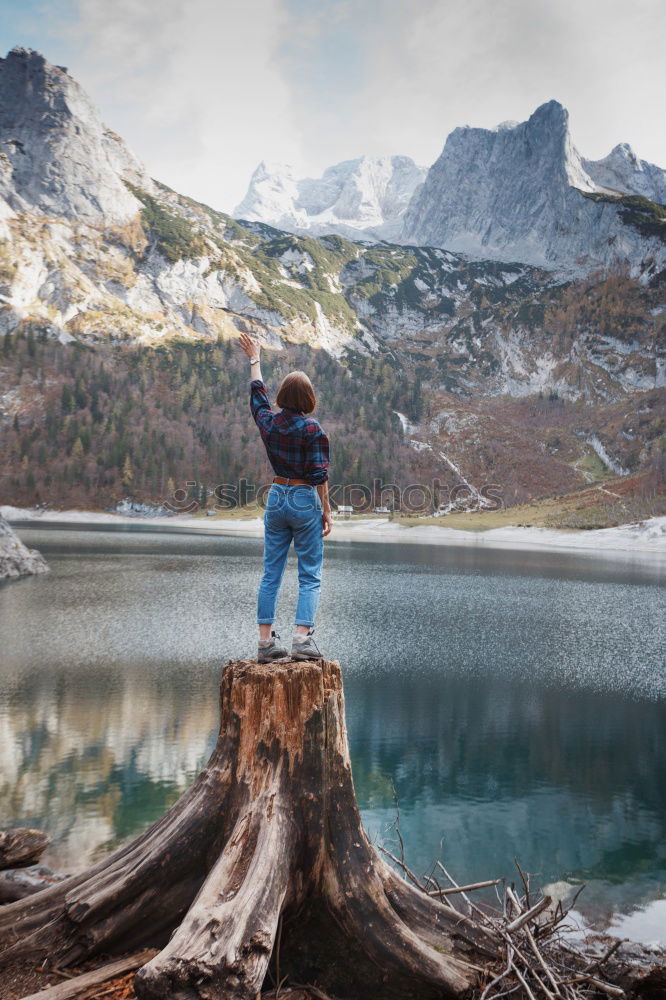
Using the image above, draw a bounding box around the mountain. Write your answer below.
[0,47,150,224]
[236,102,666,278]
[402,100,666,275]
[234,156,427,241]
[582,143,666,204]
[0,48,664,517]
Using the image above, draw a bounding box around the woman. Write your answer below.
[238,332,332,663]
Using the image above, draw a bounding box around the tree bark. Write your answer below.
[0,660,485,999]
[0,829,50,870]
[0,864,67,903]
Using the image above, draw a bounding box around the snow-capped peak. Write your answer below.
[235,161,300,224]
[234,154,427,241]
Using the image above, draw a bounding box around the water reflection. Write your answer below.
[0,526,664,938]
[346,674,665,917]
[0,668,217,869]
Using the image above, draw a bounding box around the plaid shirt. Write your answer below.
[250,379,330,485]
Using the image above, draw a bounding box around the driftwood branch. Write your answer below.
[0,829,50,870]
[0,864,67,904]
[427,879,502,897]
[581,938,624,975]
[514,859,531,908]
[18,950,157,1000]
[506,896,552,933]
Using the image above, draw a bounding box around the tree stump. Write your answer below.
[0,660,486,999]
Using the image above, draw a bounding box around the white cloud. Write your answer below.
[280,0,666,174]
[9,0,666,210]
[57,0,305,211]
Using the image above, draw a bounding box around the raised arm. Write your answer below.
[238,332,274,432]
[238,331,263,382]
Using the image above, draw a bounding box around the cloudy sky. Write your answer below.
[1,0,664,212]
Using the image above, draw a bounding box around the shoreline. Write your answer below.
[2,506,665,558]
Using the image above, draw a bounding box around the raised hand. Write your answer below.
[238,331,260,360]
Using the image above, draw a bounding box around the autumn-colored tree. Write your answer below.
[122,455,134,494]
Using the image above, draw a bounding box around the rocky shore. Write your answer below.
[0,516,48,581]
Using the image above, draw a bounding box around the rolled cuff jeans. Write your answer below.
[257,484,324,628]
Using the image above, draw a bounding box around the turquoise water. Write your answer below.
[1,526,664,942]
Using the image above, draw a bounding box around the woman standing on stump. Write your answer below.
[238,332,332,663]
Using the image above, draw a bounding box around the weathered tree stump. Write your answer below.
[0,660,486,999]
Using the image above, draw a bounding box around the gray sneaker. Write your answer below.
[257,631,289,663]
[291,629,322,661]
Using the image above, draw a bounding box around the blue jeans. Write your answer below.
[257,485,324,628]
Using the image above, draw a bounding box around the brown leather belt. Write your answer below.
[273,476,312,487]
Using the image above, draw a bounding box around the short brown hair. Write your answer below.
[276,371,316,414]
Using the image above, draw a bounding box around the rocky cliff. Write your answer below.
[0,516,48,580]
[0,47,150,224]
[582,143,666,204]
[402,101,666,276]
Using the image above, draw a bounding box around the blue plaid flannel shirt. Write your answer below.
[250,379,330,486]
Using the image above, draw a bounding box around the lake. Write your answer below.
[1,525,664,945]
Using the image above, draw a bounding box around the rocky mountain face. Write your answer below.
[234,156,426,241]
[0,48,663,512]
[0,47,150,224]
[239,102,666,279]
[0,515,48,579]
[402,101,666,275]
[582,143,666,204]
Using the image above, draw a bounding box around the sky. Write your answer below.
[0,0,664,212]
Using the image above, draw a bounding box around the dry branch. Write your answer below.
[0,829,49,870]
[375,816,647,1000]
[427,879,502,897]
[18,950,157,1000]
[506,896,552,933]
